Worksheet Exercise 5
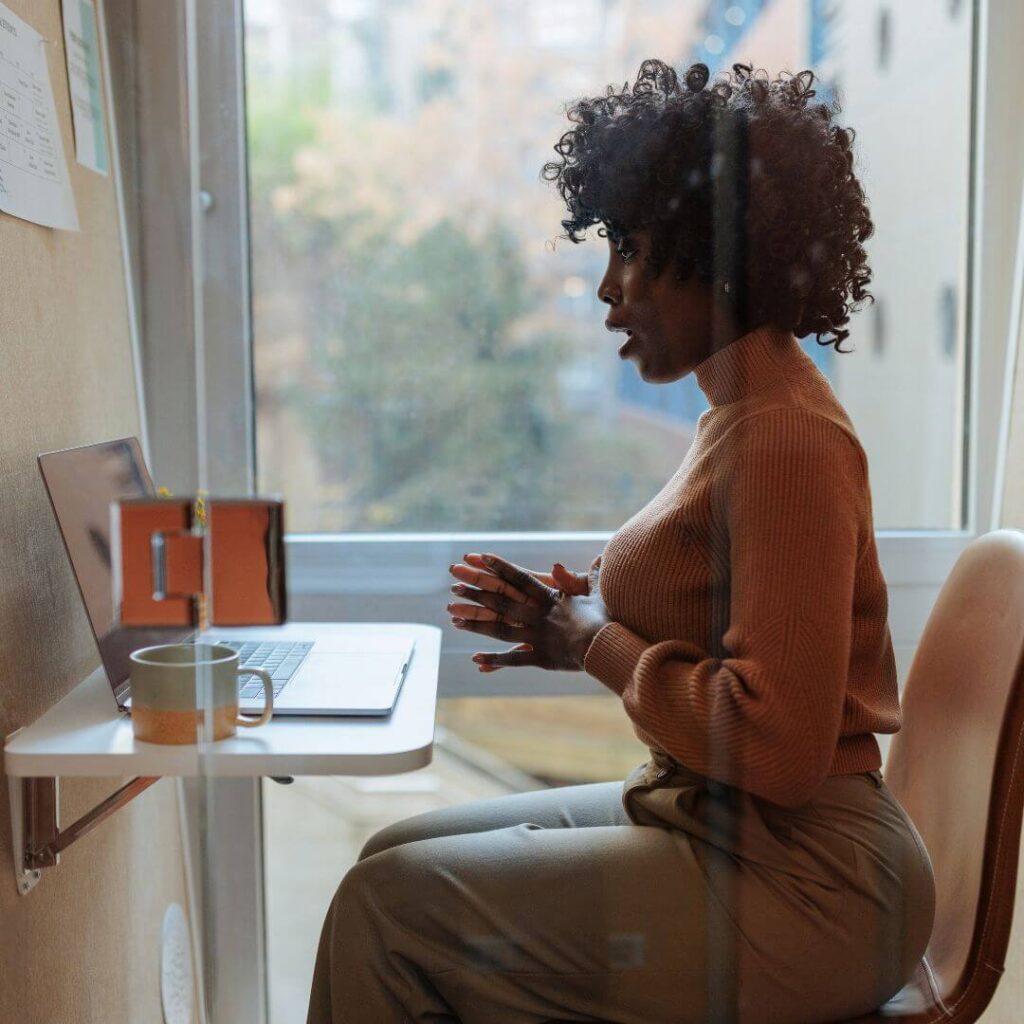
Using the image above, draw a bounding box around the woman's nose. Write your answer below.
[597,278,621,306]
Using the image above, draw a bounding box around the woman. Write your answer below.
[307,60,936,1024]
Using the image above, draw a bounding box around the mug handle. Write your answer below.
[235,667,274,728]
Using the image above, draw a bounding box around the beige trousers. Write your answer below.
[306,760,935,1024]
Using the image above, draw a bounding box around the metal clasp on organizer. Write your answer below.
[111,496,288,627]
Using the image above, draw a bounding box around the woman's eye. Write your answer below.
[619,248,637,264]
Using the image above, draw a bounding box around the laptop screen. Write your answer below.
[38,438,191,702]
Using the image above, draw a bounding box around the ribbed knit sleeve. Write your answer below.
[583,408,864,808]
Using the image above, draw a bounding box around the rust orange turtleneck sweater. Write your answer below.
[583,324,900,808]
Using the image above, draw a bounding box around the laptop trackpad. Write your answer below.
[275,651,408,714]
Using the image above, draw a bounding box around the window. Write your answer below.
[246,0,972,535]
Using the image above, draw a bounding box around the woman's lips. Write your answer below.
[618,331,636,357]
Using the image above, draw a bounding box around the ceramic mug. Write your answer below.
[129,643,273,744]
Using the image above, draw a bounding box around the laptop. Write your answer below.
[37,437,415,716]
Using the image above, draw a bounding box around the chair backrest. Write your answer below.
[881,529,1024,1020]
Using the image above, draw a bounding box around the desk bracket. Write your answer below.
[9,774,161,895]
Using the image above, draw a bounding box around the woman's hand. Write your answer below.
[450,557,593,667]
[447,552,610,672]
[449,554,591,672]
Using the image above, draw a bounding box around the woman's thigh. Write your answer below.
[349,819,711,1024]
[346,813,888,1024]
[358,780,630,860]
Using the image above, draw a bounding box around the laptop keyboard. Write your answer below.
[220,640,315,700]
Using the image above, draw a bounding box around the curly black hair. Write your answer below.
[542,59,874,350]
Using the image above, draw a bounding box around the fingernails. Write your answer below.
[471,654,484,663]
[482,554,496,567]
[452,617,466,626]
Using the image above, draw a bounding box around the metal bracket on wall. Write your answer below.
[8,773,161,895]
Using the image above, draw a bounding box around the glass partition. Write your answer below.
[243,4,980,1018]
[114,2,1024,1024]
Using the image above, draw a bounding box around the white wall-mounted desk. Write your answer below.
[4,623,441,779]
[4,622,442,1024]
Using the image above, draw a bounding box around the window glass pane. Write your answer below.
[437,695,650,784]
[246,0,971,533]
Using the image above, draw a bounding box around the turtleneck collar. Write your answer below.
[693,324,802,407]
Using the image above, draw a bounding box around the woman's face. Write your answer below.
[597,228,716,384]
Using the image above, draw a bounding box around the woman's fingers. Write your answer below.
[551,562,588,595]
[473,643,536,669]
[447,600,497,622]
[471,556,557,602]
[531,571,559,588]
[448,582,544,625]
[451,616,529,644]
[451,556,534,605]
[475,553,558,608]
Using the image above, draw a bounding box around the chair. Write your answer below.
[843,528,1024,1023]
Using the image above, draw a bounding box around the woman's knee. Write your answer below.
[357,827,392,862]
[358,805,464,861]
[339,840,432,924]
[319,855,392,957]
[334,846,396,917]
[358,817,426,861]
